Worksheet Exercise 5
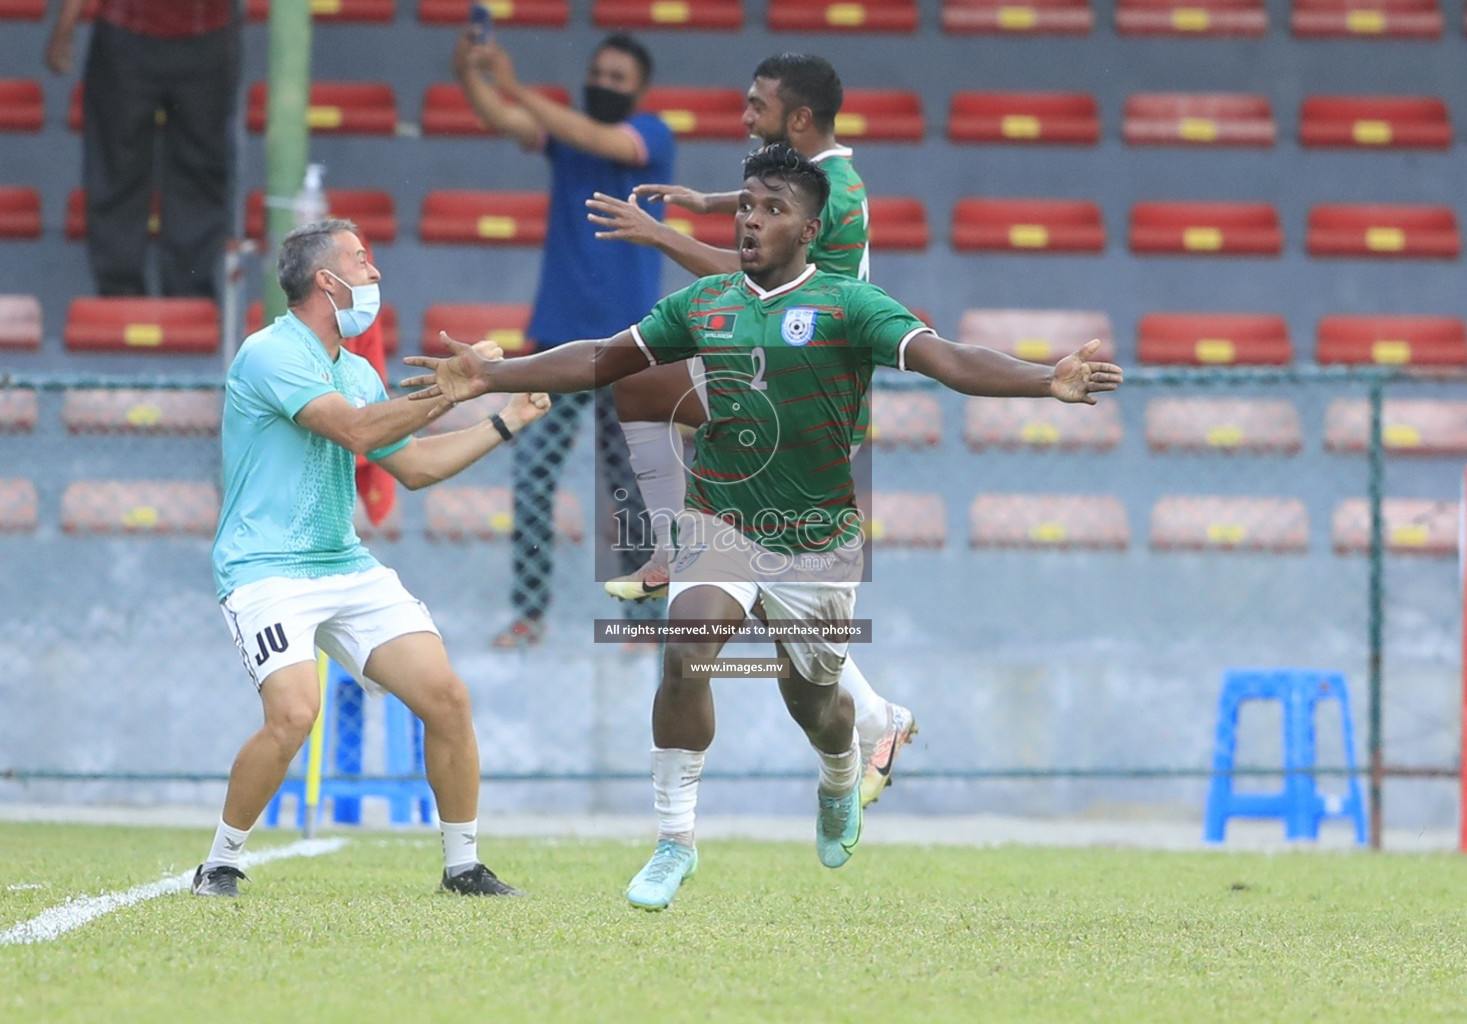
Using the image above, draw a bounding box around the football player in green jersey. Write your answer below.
[589,54,918,807]
[404,144,1122,909]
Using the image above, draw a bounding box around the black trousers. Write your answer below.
[82,20,238,299]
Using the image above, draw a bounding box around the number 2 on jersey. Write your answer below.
[750,347,768,391]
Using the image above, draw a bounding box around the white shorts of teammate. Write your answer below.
[668,511,863,687]
[220,565,439,693]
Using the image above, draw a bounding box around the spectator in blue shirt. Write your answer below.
[454,32,676,648]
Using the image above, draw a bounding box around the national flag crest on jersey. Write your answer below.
[780,307,817,346]
[700,312,738,339]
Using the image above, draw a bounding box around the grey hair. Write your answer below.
[277,218,359,305]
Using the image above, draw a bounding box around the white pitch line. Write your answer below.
[1,837,349,946]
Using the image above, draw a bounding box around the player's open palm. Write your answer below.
[401,334,495,405]
[1050,339,1124,405]
[632,183,709,214]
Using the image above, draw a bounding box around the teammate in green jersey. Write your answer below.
[589,54,917,809]
[403,144,1122,910]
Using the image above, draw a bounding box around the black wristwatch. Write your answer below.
[489,413,515,442]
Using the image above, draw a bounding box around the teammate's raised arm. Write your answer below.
[903,335,1123,404]
[586,192,740,277]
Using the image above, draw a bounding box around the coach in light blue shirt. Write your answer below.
[453,31,675,648]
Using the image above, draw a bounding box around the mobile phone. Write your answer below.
[470,1,494,43]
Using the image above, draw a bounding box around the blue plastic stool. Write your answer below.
[265,659,435,828]
[1204,668,1366,844]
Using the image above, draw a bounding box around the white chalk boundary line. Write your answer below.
[1,837,349,946]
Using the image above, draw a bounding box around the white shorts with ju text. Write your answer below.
[220,565,439,693]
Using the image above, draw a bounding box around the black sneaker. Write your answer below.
[191,864,247,897]
[441,863,526,897]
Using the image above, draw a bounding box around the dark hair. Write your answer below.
[278,218,358,305]
[751,53,843,133]
[741,143,830,219]
[596,33,653,86]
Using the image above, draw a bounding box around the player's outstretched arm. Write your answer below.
[905,335,1123,404]
[586,192,740,277]
[376,392,552,490]
[400,330,652,403]
[632,184,741,216]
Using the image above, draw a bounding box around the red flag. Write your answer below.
[343,236,396,527]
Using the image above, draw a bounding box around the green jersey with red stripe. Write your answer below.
[632,265,930,554]
[809,147,870,282]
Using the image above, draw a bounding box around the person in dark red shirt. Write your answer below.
[45,0,238,300]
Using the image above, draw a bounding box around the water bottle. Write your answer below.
[292,163,328,228]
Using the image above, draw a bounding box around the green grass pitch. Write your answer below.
[4,822,1467,1023]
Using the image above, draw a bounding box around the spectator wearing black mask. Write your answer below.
[452,32,674,648]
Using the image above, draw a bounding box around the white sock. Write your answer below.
[842,658,891,752]
[439,818,479,876]
[621,420,686,555]
[652,747,704,846]
[816,731,861,798]
[204,818,251,870]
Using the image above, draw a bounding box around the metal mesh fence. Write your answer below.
[0,369,1461,843]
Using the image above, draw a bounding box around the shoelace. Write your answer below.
[819,796,851,836]
[640,846,686,883]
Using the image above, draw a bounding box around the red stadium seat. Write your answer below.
[767,0,919,31]
[952,198,1105,253]
[1137,313,1291,365]
[0,187,41,238]
[0,80,42,132]
[1332,499,1458,556]
[948,92,1099,145]
[868,197,929,250]
[0,0,44,16]
[246,0,397,20]
[838,89,924,141]
[420,191,547,244]
[0,294,42,349]
[642,88,747,139]
[1116,0,1267,34]
[869,491,946,547]
[1130,202,1282,255]
[247,300,400,355]
[422,303,535,356]
[1123,93,1275,147]
[663,209,735,247]
[1291,0,1441,37]
[247,82,398,134]
[964,397,1121,450]
[421,83,570,136]
[957,308,1115,362]
[1150,496,1309,553]
[62,481,219,535]
[1307,204,1459,258]
[1299,96,1450,148]
[868,390,941,447]
[0,390,37,432]
[592,0,744,28]
[425,485,582,542]
[63,389,221,436]
[418,0,570,24]
[1315,315,1467,366]
[65,298,219,354]
[1145,398,1303,454]
[245,189,397,244]
[941,0,1094,32]
[1325,398,1467,455]
[0,479,37,533]
[969,494,1129,550]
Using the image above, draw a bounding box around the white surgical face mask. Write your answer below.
[323,269,381,338]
